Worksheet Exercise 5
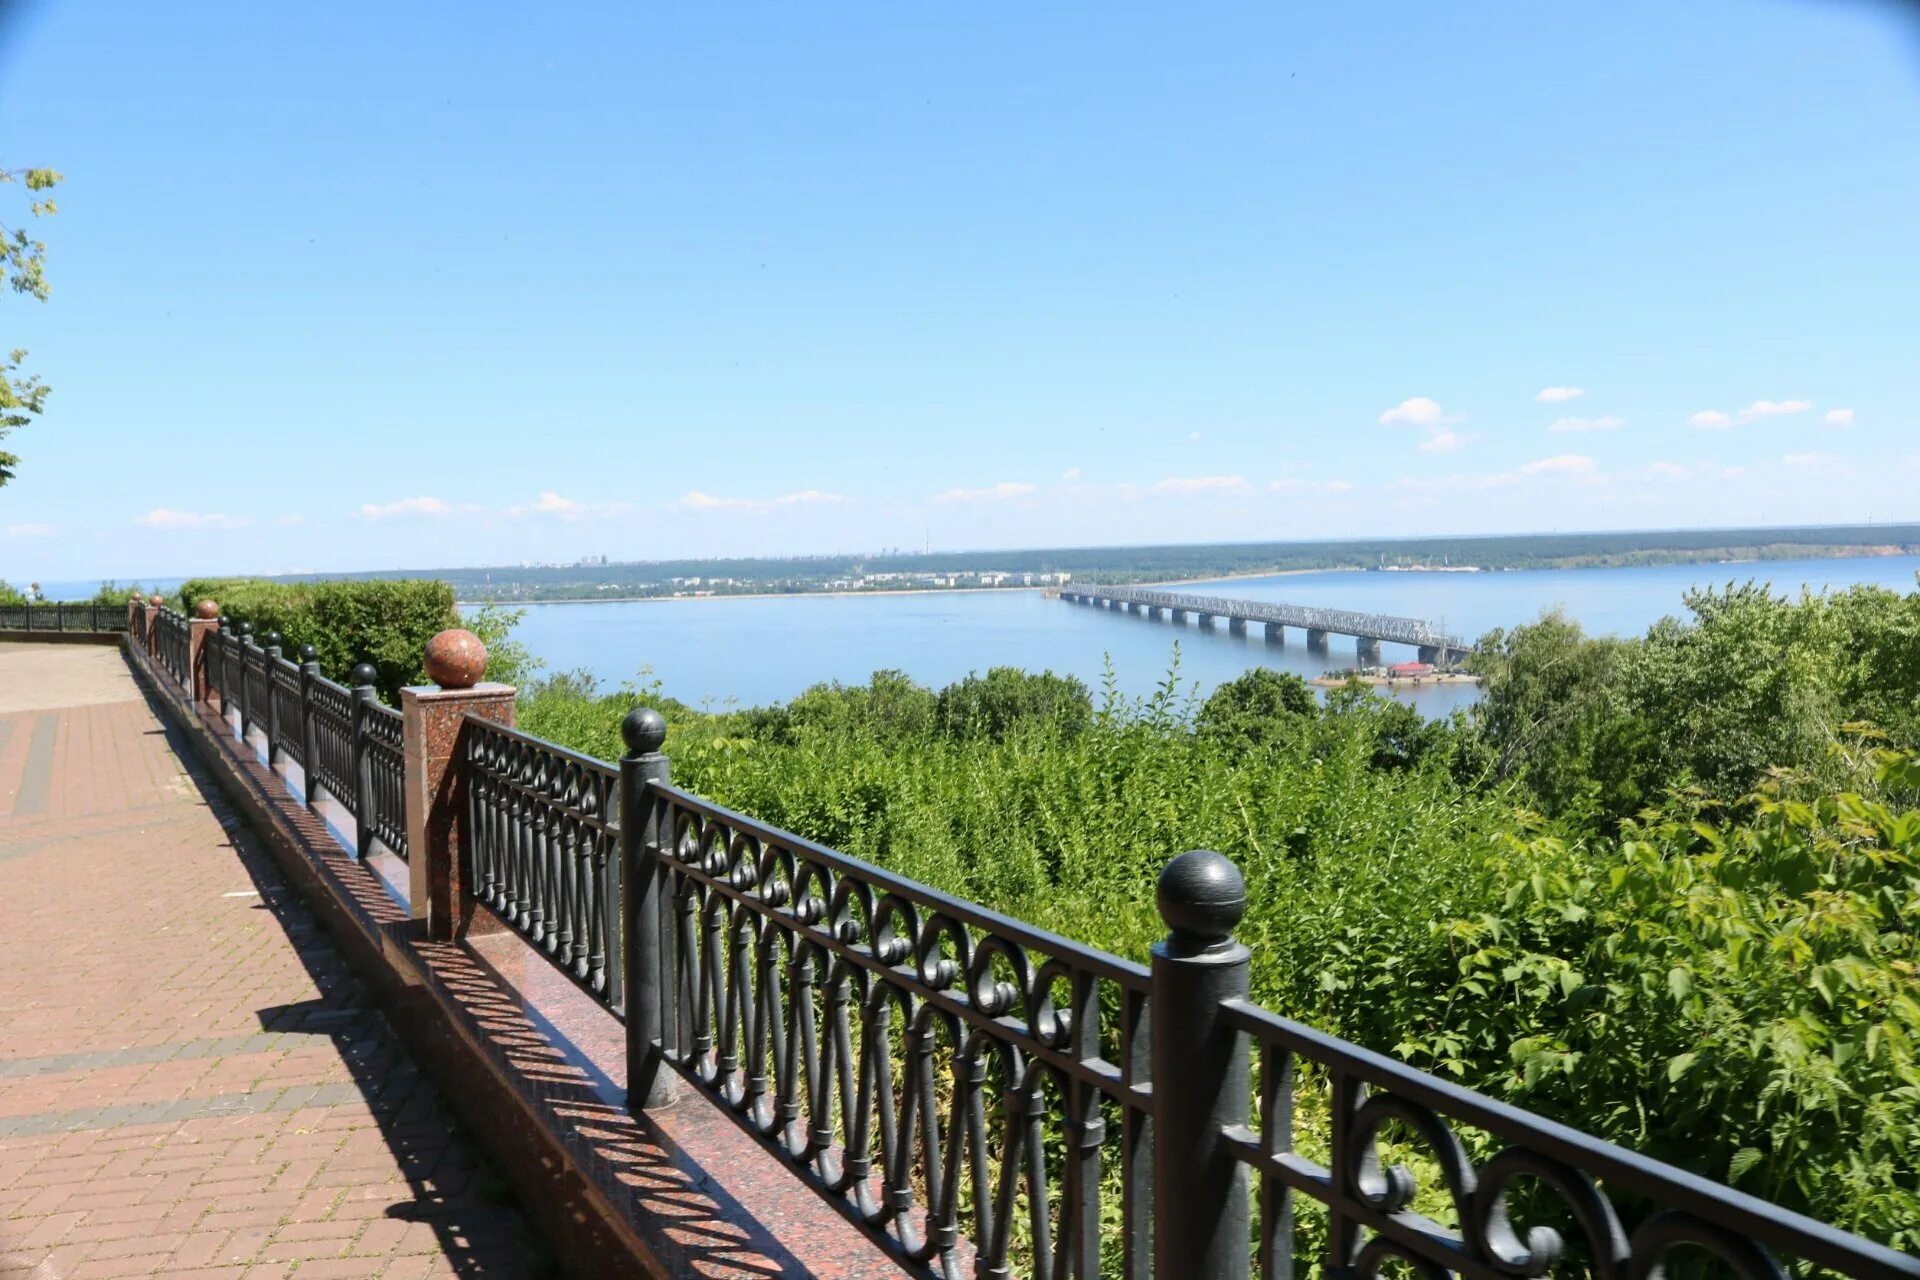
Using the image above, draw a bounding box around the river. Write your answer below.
[491,555,1920,716]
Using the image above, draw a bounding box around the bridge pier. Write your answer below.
[1227,618,1247,637]
[1356,638,1382,667]
[1147,606,1164,621]
[1418,645,1439,665]
[1171,609,1187,625]
[1198,613,1216,631]
[1306,629,1329,655]
[1264,622,1284,646]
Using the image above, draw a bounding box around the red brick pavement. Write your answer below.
[0,664,543,1278]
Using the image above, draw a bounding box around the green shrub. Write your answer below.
[933,666,1092,741]
[178,577,457,699]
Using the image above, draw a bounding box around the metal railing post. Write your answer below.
[351,663,377,860]
[298,644,322,809]
[237,623,256,740]
[621,706,676,1110]
[214,618,230,714]
[262,631,283,764]
[1152,850,1251,1280]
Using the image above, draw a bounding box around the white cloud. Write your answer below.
[275,514,306,526]
[675,489,846,513]
[1689,410,1734,430]
[1518,454,1599,478]
[1535,387,1586,404]
[1548,415,1625,433]
[1741,399,1812,421]
[137,508,251,530]
[356,496,450,520]
[1060,467,1082,482]
[930,481,1037,505]
[1185,431,1202,443]
[1824,408,1854,427]
[1378,396,1459,427]
[1149,475,1253,496]
[1647,461,1691,480]
[4,523,55,539]
[1320,479,1354,493]
[1417,429,1473,454]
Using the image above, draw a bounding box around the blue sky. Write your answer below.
[3,1,1918,582]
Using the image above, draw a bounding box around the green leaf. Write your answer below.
[1667,967,1693,1002]
[1727,1147,1764,1182]
[1667,1052,1699,1082]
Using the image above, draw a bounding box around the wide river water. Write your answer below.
[492,555,1920,717]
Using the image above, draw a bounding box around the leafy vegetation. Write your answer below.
[511,579,1920,1249]
[2,164,61,487]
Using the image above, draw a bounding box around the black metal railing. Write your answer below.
[465,718,623,1009]
[360,700,408,861]
[0,602,129,633]
[117,620,1920,1280]
[153,608,191,687]
[307,673,357,817]
[269,656,304,766]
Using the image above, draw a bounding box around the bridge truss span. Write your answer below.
[1060,583,1472,661]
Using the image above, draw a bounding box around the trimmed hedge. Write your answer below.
[177,578,457,699]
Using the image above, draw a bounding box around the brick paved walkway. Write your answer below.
[0,648,542,1279]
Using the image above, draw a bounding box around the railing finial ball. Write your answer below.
[237,621,253,638]
[297,643,318,662]
[262,630,282,650]
[423,628,487,689]
[350,662,378,689]
[194,598,219,620]
[622,706,668,756]
[148,593,164,607]
[1157,849,1245,947]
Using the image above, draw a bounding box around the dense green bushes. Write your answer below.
[178,577,458,698]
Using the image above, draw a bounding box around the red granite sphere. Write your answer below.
[193,599,219,619]
[148,594,164,607]
[423,628,488,689]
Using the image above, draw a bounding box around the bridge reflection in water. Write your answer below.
[1058,584,1472,665]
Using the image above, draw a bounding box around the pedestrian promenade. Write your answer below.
[0,645,541,1279]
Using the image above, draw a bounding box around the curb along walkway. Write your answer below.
[0,646,541,1279]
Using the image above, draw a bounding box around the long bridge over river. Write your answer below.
[1059,583,1473,665]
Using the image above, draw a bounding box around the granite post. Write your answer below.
[402,628,515,941]
[143,594,163,657]
[188,599,220,703]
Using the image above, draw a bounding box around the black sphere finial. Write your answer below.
[297,643,318,662]
[350,662,378,689]
[621,706,668,756]
[1157,850,1246,948]
[262,630,283,650]
[237,621,253,638]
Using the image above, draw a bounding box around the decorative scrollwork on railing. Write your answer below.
[244,646,271,732]
[1218,999,1899,1280]
[464,718,622,1010]
[269,657,304,765]
[361,702,407,860]
[644,785,1154,1280]
[306,675,356,815]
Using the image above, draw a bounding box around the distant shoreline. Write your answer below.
[457,585,1054,608]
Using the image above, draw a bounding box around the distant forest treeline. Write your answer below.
[270,523,1920,601]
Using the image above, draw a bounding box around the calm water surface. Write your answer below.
[494,556,1920,716]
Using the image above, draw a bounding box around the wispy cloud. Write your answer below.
[1268,476,1354,495]
[1378,397,1460,427]
[138,508,252,530]
[1691,399,1814,429]
[356,496,451,520]
[1535,386,1586,404]
[1782,451,1852,476]
[506,490,634,521]
[1060,467,1082,482]
[1150,475,1253,496]
[1548,415,1625,433]
[674,489,846,513]
[1417,429,1473,454]
[3,523,55,539]
[1396,454,1602,494]
[929,481,1037,504]
[1824,408,1854,427]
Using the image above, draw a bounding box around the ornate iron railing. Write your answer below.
[243,644,271,736]
[360,701,408,861]
[464,718,623,1011]
[269,656,304,765]
[306,674,357,815]
[111,613,1920,1280]
[641,782,1154,1280]
[153,609,191,687]
[0,602,127,632]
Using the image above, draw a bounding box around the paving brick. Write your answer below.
[0,666,538,1277]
